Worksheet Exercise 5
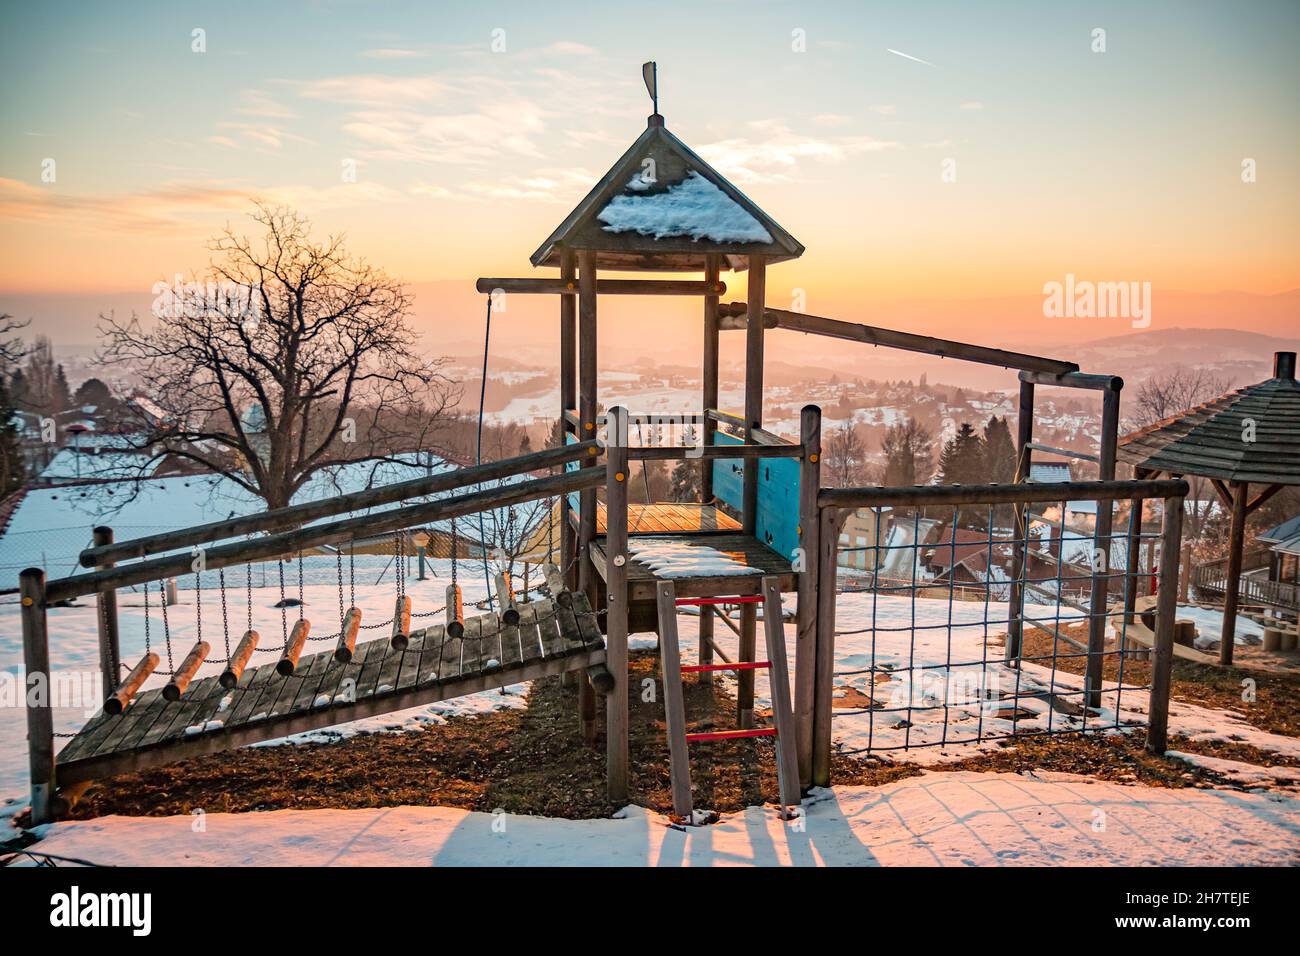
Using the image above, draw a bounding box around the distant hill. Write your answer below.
[1068,327,1297,389]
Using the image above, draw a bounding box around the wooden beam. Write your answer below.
[820,478,1188,511]
[656,580,694,818]
[91,526,121,702]
[1084,385,1121,708]
[51,467,607,603]
[1247,483,1284,514]
[743,256,766,535]
[577,250,598,599]
[80,441,600,568]
[625,443,800,461]
[719,302,1079,375]
[560,250,578,590]
[812,508,842,787]
[1018,369,1123,391]
[795,404,821,787]
[475,277,726,296]
[604,407,630,802]
[1220,481,1249,666]
[1146,494,1186,753]
[20,568,55,824]
[762,575,802,813]
[702,254,720,504]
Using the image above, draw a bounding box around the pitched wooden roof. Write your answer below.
[1118,352,1300,485]
[530,116,804,272]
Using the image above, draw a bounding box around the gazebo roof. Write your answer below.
[530,116,804,272]
[1118,352,1300,485]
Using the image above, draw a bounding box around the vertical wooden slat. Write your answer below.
[795,404,821,786]
[20,568,55,824]
[762,576,802,811]
[92,526,121,702]
[697,600,714,686]
[604,406,630,801]
[742,254,766,534]
[1006,378,1035,663]
[656,580,694,818]
[1146,493,1185,753]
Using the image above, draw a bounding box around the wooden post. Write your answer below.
[812,507,842,787]
[656,580,693,818]
[762,576,802,812]
[1146,493,1185,753]
[1084,384,1120,709]
[20,567,55,824]
[92,526,121,702]
[578,672,596,745]
[697,601,715,686]
[577,249,598,600]
[1006,379,1035,663]
[742,255,766,534]
[737,601,757,729]
[559,248,578,590]
[1220,481,1248,665]
[605,406,630,801]
[795,404,822,787]
[701,253,721,504]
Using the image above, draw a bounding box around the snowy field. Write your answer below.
[24,771,1300,866]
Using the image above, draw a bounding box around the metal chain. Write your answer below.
[218,568,232,658]
[158,578,174,673]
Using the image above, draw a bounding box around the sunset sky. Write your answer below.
[1,0,1297,358]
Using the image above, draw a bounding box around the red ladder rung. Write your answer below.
[675,596,762,607]
[680,661,771,673]
[686,728,777,743]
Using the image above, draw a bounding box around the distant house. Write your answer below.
[1259,514,1300,590]
[1028,461,1072,483]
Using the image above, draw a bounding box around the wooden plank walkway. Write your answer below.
[595,502,741,535]
[590,532,795,600]
[56,595,605,786]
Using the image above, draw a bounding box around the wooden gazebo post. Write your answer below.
[699,253,721,682]
[737,254,766,728]
[559,249,577,589]
[1220,481,1249,664]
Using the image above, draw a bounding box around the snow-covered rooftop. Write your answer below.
[597,172,774,244]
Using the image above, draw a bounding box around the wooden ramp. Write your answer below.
[596,502,740,534]
[56,594,605,787]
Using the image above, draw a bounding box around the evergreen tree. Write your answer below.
[937,422,986,527]
[981,415,1017,483]
[881,416,934,486]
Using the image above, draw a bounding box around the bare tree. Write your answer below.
[98,204,458,510]
[1131,366,1232,428]
[824,420,868,487]
[0,314,28,368]
[1130,365,1234,549]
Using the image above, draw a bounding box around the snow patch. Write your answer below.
[597,172,773,244]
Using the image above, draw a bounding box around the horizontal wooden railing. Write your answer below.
[819,478,1188,510]
[48,466,607,603]
[1194,564,1299,611]
[80,440,602,568]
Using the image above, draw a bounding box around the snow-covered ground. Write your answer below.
[23,771,1300,866]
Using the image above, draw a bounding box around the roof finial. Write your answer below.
[642,61,662,126]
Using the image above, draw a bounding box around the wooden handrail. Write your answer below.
[818,478,1188,510]
[79,440,601,568]
[48,466,607,603]
[475,277,726,296]
[625,444,802,461]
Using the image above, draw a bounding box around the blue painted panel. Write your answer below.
[711,432,800,561]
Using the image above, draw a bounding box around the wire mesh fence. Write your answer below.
[822,484,1182,757]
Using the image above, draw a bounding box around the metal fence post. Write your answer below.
[1145,493,1185,754]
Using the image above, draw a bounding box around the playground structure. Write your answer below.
[20,84,1192,825]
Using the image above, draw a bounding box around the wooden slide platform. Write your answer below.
[55,594,605,786]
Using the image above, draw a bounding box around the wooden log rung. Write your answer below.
[446,584,465,639]
[220,630,260,689]
[390,595,413,651]
[336,608,363,662]
[543,563,573,608]
[495,571,520,626]
[277,620,310,676]
[105,652,159,715]
[163,641,209,701]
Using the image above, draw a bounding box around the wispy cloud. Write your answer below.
[236,89,296,119]
[960,101,984,111]
[361,48,426,59]
[413,167,596,203]
[698,121,900,184]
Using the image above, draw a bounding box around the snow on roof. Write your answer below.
[597,172,774,244]
[38,448,151,484]
[1029,462,1072,483]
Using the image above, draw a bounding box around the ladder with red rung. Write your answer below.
[655,575,801,821]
